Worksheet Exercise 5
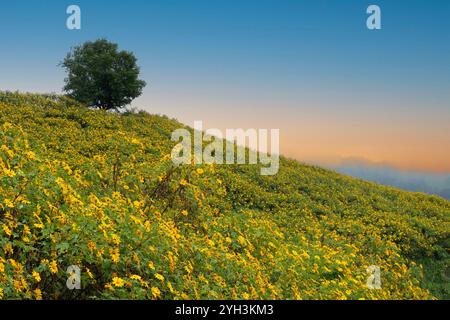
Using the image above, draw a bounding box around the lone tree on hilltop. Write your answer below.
[61,39,146,110]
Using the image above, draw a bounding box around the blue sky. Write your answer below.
[1,0,449,173]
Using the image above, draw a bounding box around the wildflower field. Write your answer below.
[0,92,448,300]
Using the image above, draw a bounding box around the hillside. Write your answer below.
[0,91,449,300]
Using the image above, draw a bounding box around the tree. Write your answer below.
[61,39,146,110]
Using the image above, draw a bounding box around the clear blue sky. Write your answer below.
[1,0,449,172]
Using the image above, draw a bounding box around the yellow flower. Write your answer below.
[111,234,121,245]
[148,261,155,270]
[87,241,96,252]
[32,271,41,282]
[110,248,120,264]
[196,168,204,174]
[3,168,16,177]
[63,164,73,175]
[4,243,13,255]
[112,191,122,199]
[14,279,25,292]
[3,199,14,209]
[1,145,14,159]
[49,260,58,274]
[151,286,161,298]
[184,263,193,275]
[34,222,44,229]
[26,151,36,160]
[130,274,142,281]
[23,225,31,235]
[155,273,165,282]
[237,235,246,246]
[2,225,12,237]
[181,210,188,216]
[2,122,12,130]
[180,179,188,186]
[167,281,175,293]
[180,293,189,299]
[86,268,94,279]
[112,277,125,287]
[105,283,113,290]
[9,259,23,273]
[34,288,42,300]
[133,200,142,208]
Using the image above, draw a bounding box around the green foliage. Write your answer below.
[0,92,448,300]
[61,39,146,110]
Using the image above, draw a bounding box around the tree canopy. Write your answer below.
[61,39,146,110]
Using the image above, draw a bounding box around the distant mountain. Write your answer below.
[332,159,450,200]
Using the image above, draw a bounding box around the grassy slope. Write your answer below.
[0,92,448,300]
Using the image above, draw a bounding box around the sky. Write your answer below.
[0,0,449,174]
